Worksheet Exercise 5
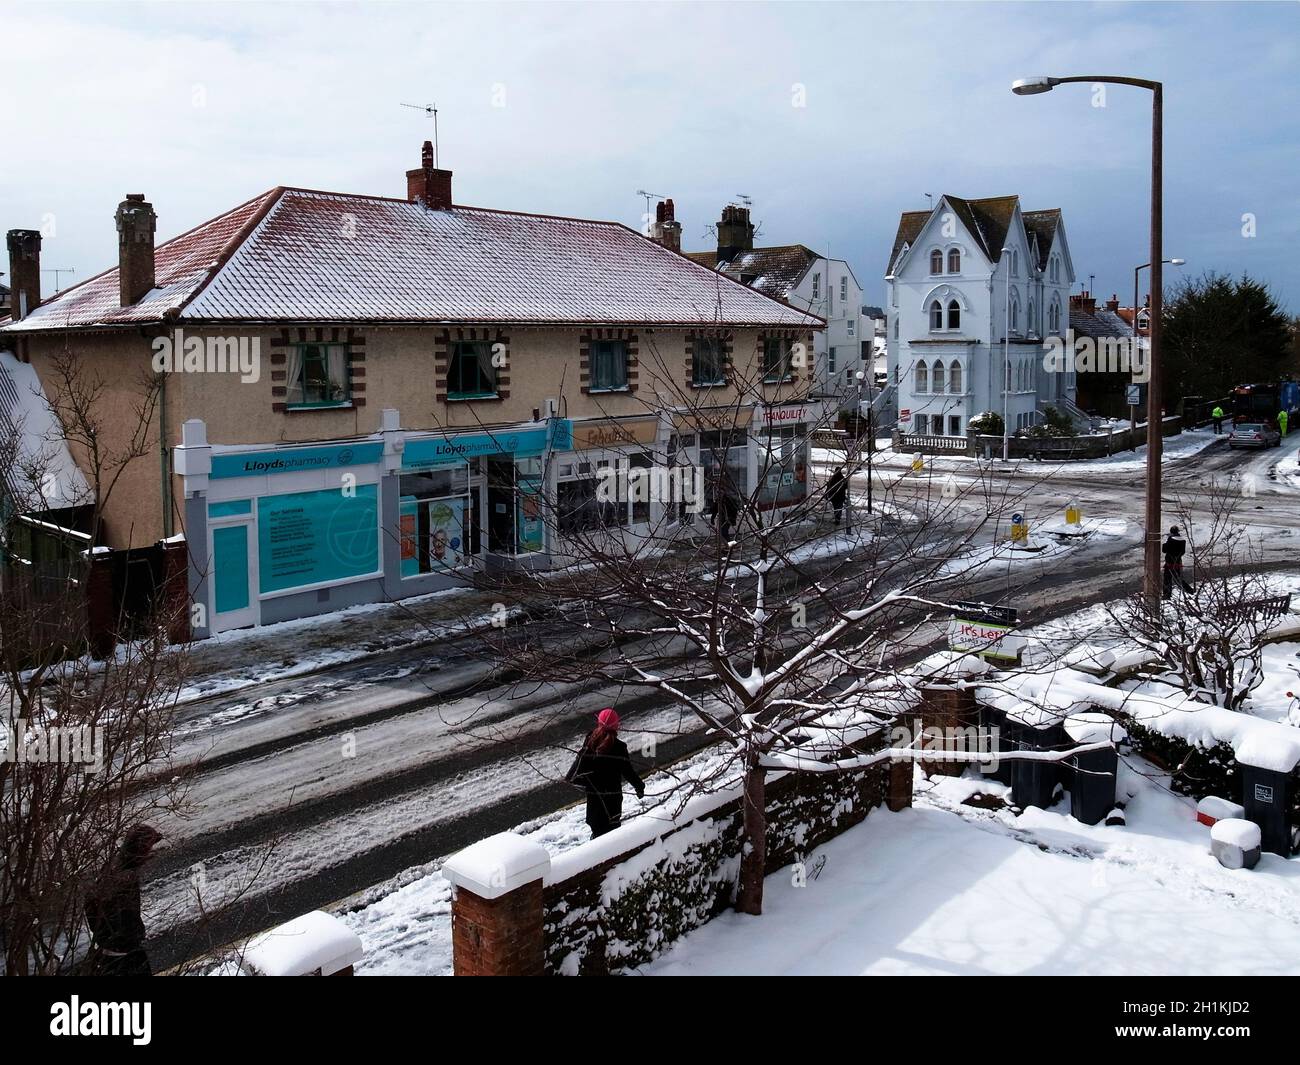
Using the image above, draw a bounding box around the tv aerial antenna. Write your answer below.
[636,189,667,218]
[734,193,753,209]
[401,102,440,165]
[42,267,75,293]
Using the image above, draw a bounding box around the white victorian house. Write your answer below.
[884,195,1080,439]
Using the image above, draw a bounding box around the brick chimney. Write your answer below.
[6,229,41,321]
[1069,289,1097,315]
[716,204,754,265]
[115,194,157,306]
[1105,293,1120,312]
[406,141,453,210]
[649,198,682,252]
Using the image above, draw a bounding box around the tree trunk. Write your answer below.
[736,756,766,915]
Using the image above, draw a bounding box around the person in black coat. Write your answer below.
[826,466,849,525]
[1162,525,1191,598]
[566,708,645,838]
[85,824,162,976]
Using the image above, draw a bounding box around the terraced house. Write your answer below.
[0,143,821,638]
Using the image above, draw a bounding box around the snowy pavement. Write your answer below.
[641,765,1300,976]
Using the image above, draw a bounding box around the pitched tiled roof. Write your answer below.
[4,189,818,333]
[886,196,1061,276]
[1069,306,1134,339]
[685,244,819,301]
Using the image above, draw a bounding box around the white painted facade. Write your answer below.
[884,197,1078,439]
[784,258,866,411]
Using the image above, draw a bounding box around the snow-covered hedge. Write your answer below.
[543,757,886,975]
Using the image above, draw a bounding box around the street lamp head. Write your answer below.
[1170,258,1186,266]
[855,370,866,382]
[1012,76,1057,96]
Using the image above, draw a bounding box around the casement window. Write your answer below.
[840,277,848,302]
[691,336,726,386]
[947,300,961,330]
[929,249,943,275]
[949,415,962,436]
[590,339,629,391]
[929,300,944,331]
[931,361,946,393]
[949,360,962,393]
[287,343,350,408]
[915,362,928,393]
[447,340,498,399]
[847,318,856,337]
[762,337,792,383]
[828,347,837,374]
[947,248,961,273]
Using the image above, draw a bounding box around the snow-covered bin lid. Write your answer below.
[442,832,551,899]
[242,910,363,976]
[1211,818,1261,851]
[1064,711,1125,745]
[1197,796,1245,822]
[1062,646,1116,675]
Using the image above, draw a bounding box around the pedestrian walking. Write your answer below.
[566,708,645,838]
[1162,525,1192,599]
[85,824,163,976]
[1279,409,1289,437]
[1211,405,1224,435]
[826,466,848,525]
[710,471,740,541]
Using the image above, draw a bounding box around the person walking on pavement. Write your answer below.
[711,470,740,541]
[1211,405,1224,435]
[566,708,645,839]
[1162,525,1191,599]
[85,824,163,976]
[826,465,849,526]
[1279,409,1289,437]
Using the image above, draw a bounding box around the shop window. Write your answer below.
[757,424,808,508]
[590,340,629,391]
[287,343,350,408]
[447,341,498,399]
[762,337,792,383]
[399,464,475,575]
[692,336,726,386]
[699,429,749,513]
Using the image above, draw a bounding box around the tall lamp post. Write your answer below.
[1013,74,1163,602]
[1000,247,1012,461]
[854,368,874,515]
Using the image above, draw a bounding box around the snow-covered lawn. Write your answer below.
[642,766,1300,976]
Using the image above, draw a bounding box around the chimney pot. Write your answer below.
[648,198,682,253]
[115,194,157,306]
[6,229,42,321]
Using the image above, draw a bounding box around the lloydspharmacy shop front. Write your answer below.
[175,415,568,636]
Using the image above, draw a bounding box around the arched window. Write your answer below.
[949,360,962,393]
[1005,359,1012,392]
[947,300,961,330]
[1012,249,1019,276]
[915,362,928,393]
[929,300,944,331]
[947,248,961,273]
[1015,361,1022,391]
[929,249,943,275]
[1028,300,1035,333]
[1049,298,1061,333]
[932,360,945,393]
[1010,294,1020,333]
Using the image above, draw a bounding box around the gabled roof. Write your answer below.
[684,244,820,301]
[886,196,1062,276]
[1069,306,1134,340]
[3,189,819,333]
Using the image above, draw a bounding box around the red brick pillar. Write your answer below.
[84,549,116,660]
[157,537,191,645]
[887,758,913,811]
[918,685,979,778]
[442,833,551,976]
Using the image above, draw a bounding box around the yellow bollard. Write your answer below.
[911,452,924,472]
[1065,502,1081,525]
[1010,511,1028,544]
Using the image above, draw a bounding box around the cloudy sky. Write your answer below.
[3,1,1296,311]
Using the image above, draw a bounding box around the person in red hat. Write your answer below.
[565,708,645,838]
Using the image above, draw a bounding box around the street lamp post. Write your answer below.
[1134,258,1184,347]
[855,368,874,516]
[1001,247,1012,461]
[1013,74,1164,602]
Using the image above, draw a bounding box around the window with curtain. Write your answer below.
[447,340,498,399]
[947,248,961,273]
[287,343,350,407]
[590,340,629,391]
[929,250,943,275]
[762,337,792,382]
[691,336,726,386]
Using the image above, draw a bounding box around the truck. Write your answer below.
[1230,380,1300,432]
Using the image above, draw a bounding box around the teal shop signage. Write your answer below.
[212,442,384,480]
[402,423,570,470]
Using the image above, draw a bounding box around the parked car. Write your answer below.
[1228,422,1281,449]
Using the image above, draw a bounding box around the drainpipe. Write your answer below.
[159,369,173,539]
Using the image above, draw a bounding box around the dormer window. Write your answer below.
[929,249,943,275]
[947,248,961,273]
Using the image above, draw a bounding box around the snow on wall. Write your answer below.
[542,751,888,975]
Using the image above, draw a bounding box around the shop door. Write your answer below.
[487,458,516,553]
[210,522,256,631]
